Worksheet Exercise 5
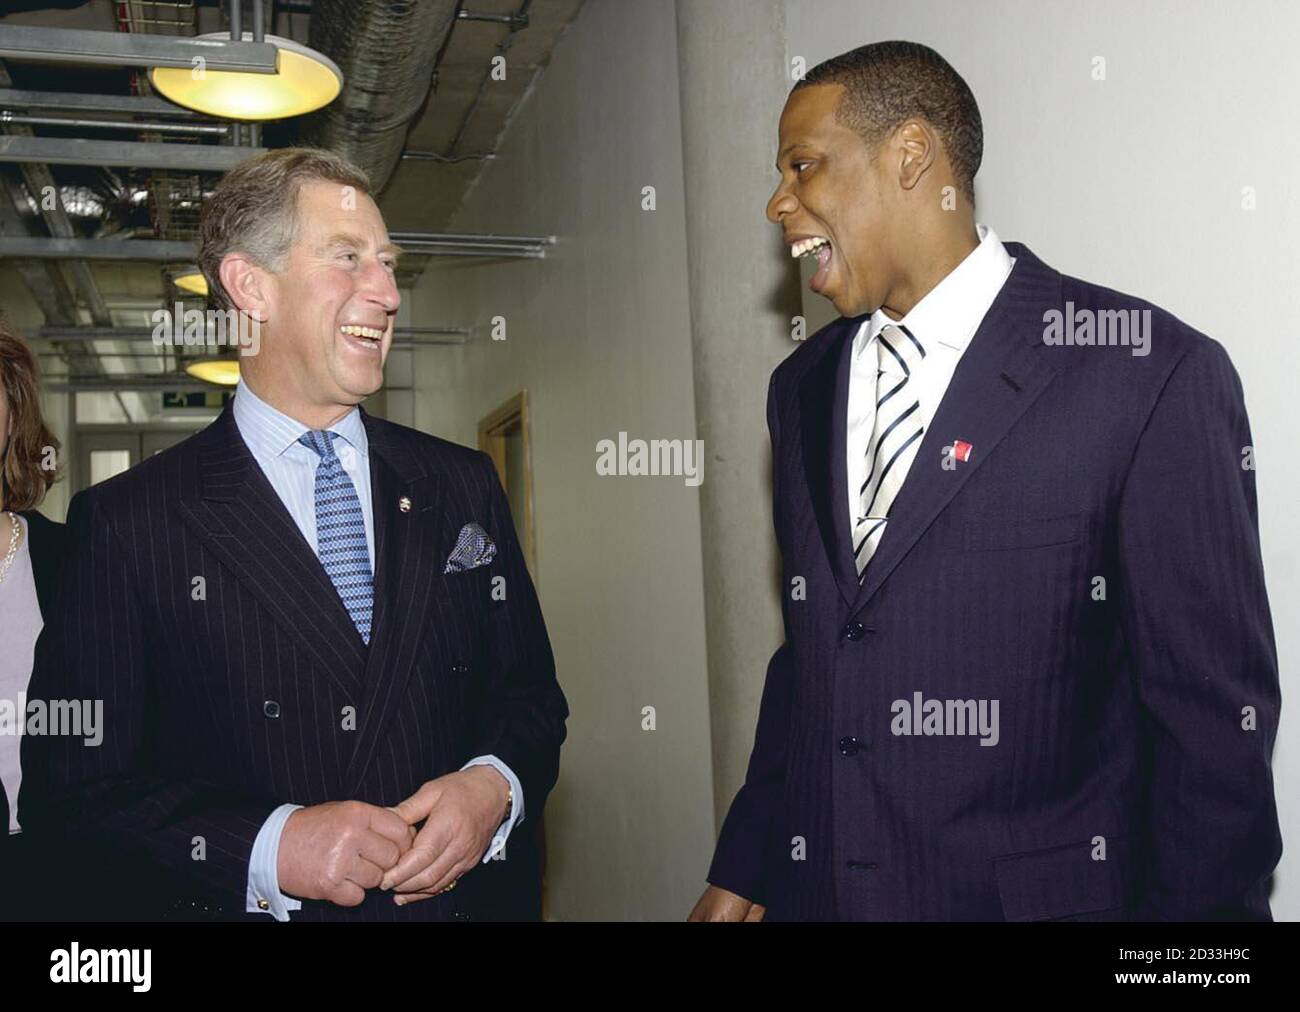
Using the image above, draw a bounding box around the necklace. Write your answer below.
[0,511,20,587]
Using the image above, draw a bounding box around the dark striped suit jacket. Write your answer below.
[20,406,567,921]
[707,241,1282,921]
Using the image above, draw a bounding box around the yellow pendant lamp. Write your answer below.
[172,269,208,297]
[185,357,241,387]
[149,32,342,122]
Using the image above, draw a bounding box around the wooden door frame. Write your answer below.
[477,391,536,575]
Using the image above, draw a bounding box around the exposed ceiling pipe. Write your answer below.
[0,88,208,119]
[296,0,459,194]
[1,112,230,137]
[0,134,263,170]
[32,326,470,343]
[0,231,555,259]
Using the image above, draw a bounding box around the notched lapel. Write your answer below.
[344,414,447,792]
[852,245,1065,616]
[176,407,368,700]
[798,317,862,607]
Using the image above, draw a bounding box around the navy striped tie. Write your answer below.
[298,430,374,645]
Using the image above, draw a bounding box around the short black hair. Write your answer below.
[794,41,982,203]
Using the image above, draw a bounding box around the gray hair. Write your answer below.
[198,147,374,313]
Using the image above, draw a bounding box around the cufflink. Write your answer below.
[257,898,269,911]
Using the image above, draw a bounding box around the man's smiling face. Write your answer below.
[259,178,402,417]
[767,83,895,319]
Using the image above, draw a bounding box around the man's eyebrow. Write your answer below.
[319,233,403,259]
[775,143,810,170]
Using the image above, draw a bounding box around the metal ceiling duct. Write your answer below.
[297,0,459,194]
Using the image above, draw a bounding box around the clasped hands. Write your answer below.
[276,766,510,907]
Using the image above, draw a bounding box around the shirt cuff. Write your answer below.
[461,755,524,863]
[246,802,305,921]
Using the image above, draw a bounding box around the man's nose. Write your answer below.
[360,258,401,312]
[767,184,797,224]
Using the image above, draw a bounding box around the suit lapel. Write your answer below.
[799,315,866,607]
[343,411,447,792]
[850,242,1065,616]
[177,405,367,700]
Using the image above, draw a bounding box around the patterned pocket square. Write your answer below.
[444,522,497,574]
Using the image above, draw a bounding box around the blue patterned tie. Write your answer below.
[298,430,373,645]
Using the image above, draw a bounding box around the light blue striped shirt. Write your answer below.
[233,380,523,920]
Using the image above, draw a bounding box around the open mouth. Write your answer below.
[339,323,385,352]
[790,235,833,293]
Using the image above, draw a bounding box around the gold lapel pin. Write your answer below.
[398,496,413,513]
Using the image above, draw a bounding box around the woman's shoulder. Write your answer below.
[16,509,68,614]
[17,508,63,536]
[16,509,65,558]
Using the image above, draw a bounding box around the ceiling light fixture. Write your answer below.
[172,269,208,297]
[185,357,241,387]
[149,31,342,121]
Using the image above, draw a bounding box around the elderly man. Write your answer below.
[21,147,567,921]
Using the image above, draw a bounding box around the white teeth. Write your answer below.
[790,236,830,259]
[340,324,383,340]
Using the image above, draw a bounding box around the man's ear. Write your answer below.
[895,118,938,193]
[218,252,272,322]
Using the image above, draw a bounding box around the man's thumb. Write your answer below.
[387,798,423,826]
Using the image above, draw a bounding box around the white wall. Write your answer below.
[786,0,1299,919]
[411,0,716,921]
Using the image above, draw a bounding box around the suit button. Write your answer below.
[842,622,865,641]
[263,700,281,719]
[452,911,472,921]
[451,664,470,675]
[839,736,861,756]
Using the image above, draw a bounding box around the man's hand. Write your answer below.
[277,801,416,907]
[381,767,511,905]
[688,884,766,922]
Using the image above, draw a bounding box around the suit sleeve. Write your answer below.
[707,372,793,905]
[1116,339,1282,921]
[19,488,279,915]
[463,453,569,818]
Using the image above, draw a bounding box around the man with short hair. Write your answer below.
[22,147,567,921]
[692,41,1281,921]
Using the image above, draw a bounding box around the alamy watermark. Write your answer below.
[595,432,704,487]
[1,693,104,747]
[891,692,1000,746]
[50,943,150,991]
[151,303,261,356]
[1043,302,1151,357]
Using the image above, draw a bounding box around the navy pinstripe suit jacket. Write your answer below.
[708,242,1282,921]
[19,406,567,921]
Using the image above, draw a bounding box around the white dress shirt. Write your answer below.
[232,379,523,920]
[846,223,1015,533]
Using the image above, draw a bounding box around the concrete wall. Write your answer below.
[674,0,801,831]
[410,0,716,921]
[785,0,1299,919]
